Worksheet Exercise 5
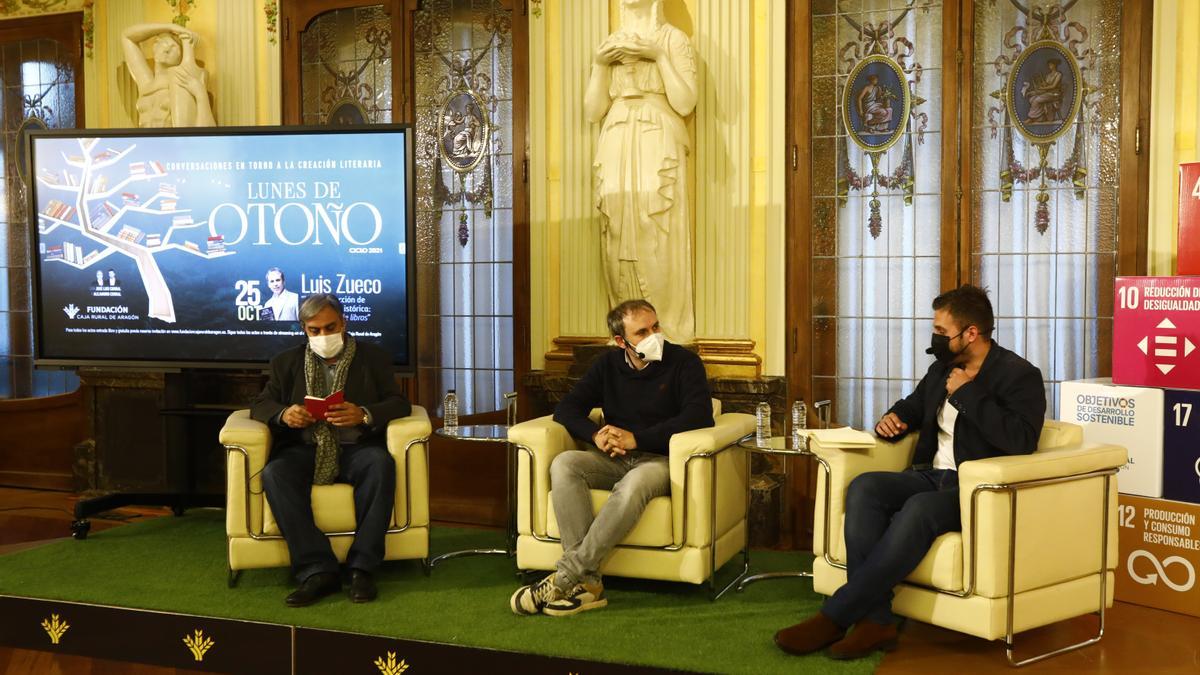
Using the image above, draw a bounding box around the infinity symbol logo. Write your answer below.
[1127,550,1196,592]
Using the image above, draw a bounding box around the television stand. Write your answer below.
[71,491,224,539]
[70,403,240,540]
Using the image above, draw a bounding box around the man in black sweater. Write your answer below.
[776,285,1046,660]
[510,299,713,617]
[251,293,411,607]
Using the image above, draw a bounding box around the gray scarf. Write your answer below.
[304,334,357,485]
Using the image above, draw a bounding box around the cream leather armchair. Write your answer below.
[220,406,431,586]
[509,400,755,594]
[810,420,1127,666]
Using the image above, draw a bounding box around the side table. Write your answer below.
[736,434,815,591]
[429,424,526,568]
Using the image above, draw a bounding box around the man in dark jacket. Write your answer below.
[510,299,713,617]
[251,293,411,607]
[776,284,1046,660]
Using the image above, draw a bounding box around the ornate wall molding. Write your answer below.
[694,338,761,377]
[83,1,99,124]
[528,0,549,367]
[216,0,254,126]
[165,0,194,27]
[556,0,608,338]
[261,0,280,126]
[763,0,787,376]
[695,0,752,341]
[0,0,78,18]
[103,0,144,128]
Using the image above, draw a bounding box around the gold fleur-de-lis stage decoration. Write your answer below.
[183,629,214,662]
[374,650,410,675]
[41,614,70,645]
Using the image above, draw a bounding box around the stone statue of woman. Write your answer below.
[585,0,698,343]
[122,23,216,127]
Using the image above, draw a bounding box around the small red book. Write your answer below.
[304,390,344,421]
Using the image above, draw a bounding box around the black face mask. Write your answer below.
[927,330,965,365]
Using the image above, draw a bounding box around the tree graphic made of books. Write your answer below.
[36,137,233,323]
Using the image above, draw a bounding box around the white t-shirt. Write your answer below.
[933,396,959,471]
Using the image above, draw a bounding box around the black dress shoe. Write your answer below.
[285,572,341,607]
[349,569,377,603]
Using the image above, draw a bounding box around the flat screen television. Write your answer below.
[27,125,415,370]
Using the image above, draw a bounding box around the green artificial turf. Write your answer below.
[0,510,880,674]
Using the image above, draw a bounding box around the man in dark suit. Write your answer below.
[251,293,411,607]
[776,284,1046,660]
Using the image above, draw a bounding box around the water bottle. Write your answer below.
[755,401,771,446]
[792,399,807,450]
[443,389,459,433]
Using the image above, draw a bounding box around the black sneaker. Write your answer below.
[509,573,566,616]
[543,581,607,617]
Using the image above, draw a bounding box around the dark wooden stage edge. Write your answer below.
[0,595,689,674]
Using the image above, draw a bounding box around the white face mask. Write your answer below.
[309,332,344,359]
[629,331,665,362]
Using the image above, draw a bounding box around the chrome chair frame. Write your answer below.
[816,447,1117,667]
[516,438,750,600]
[223,434,430,587]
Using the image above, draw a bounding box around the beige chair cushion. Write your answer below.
[1035,419,1083,450]
[831,514,963,592]
[907,532,964,592]
[263,483,368,536]
[546,489,674,548]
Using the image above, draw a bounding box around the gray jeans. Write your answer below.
[549,449,670,588]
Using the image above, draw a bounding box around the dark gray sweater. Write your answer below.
[553,342,714,455]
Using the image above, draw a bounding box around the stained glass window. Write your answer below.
[1,35,79,398]
[299,5,394,126]
[296,1,515,416]
[811,0,944,429]
[413,0,514,416]
[971,0,1121,414]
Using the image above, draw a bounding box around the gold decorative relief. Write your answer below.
[41,614,69,645]
[544,336,610,372]
[374,651,409,675]
[695,338,763,378]
[183,629,214,661]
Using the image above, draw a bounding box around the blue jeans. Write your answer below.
[261,441,396,582]
[822,468,960,627]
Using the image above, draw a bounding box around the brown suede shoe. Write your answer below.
[828,619,899,660]
[774,613,846,656]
